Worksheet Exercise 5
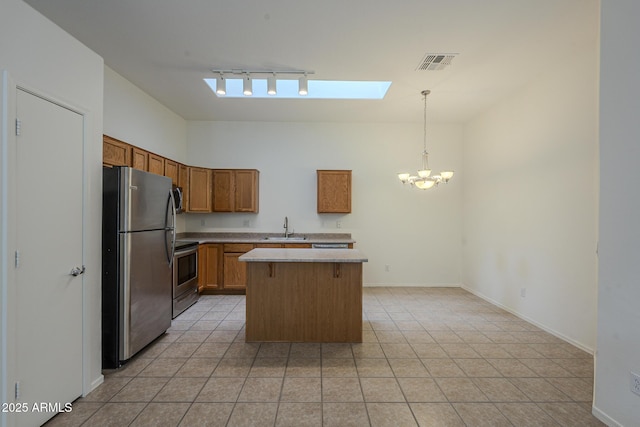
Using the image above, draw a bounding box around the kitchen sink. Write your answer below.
[263,236,307,241]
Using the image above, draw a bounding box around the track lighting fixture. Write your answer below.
[267,74,277,96]
[210,68,314,98]
[243,74,252,96]
[298,74,308,96]
[216,74,226,96]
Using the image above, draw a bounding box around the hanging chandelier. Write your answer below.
[398,90,454,189]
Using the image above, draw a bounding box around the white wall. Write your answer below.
[103,66,188,230]
[461,40,599,352]
[104,66,187,163]
[186,121,463,286]
[0,0,104,423]
[594,1,640,425]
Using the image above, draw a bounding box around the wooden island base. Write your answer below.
[245,261,363,342]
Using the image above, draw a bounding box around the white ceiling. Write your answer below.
[23,0,598,123]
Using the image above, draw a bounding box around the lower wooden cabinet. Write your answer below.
[223,253,247,290]
[222,243,254,291]
[198,244,222,292]
[199,241,345,294]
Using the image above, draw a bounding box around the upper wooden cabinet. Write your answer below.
[317,170,352,213]
[164,159,179,186]
[148,153,165,176]
[178,163,189,208]
[102,135,260,215]
[131,147,148,171]
[212,169,259,213]
[212,169,233,212]
[103,135,130,167]
[188,167,212,212]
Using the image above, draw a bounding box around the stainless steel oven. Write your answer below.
[173,240,199,318]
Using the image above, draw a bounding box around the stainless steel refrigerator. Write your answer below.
[102,166,176,368]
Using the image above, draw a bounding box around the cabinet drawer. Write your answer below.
[283,243,313,248]
[223,243,254,253]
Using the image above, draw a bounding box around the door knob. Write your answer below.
[70,266,86,276]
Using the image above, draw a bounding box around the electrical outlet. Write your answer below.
[520,288,526,298]
[631,371,640,396]
[336,221,342,228]
[200,219,205,226]
[243,219,250,227]
[385,265,390,272]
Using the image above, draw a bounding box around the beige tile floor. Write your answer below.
[46,287,604,426]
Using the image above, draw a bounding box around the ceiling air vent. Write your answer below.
[416,53,458,71]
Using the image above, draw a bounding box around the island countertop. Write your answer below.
[239,248,368,263]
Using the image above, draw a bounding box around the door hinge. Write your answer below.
[15,118,21,136]
[14,250,20,268]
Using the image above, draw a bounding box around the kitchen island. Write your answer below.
[239,248,368,342]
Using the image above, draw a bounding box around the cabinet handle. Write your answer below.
[334,263,341,278]
[268,262,275,278]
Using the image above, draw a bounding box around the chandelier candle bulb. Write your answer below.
[398,90,454,190]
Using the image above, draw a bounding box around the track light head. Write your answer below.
[267,74,277,96]
[298,74,308,96]
[243,74,252,96]
[216,74,226,96]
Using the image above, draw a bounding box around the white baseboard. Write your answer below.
[592,405,622,427]
[363,283,460,288]
[460,285,594,355]
[85,375,104,397]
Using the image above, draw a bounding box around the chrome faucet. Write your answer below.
[284,216,291,238]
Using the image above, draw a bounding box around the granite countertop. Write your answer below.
[239,248,368,263]
[176,232,355,245]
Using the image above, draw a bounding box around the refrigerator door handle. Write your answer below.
[166,190,177,267]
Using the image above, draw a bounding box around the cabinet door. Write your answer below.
[148,153,165,175]
[235,170,259,212]
[223,253,248,290]
[197,245,206,293]
[131,147,148,171]
[199,244,222,292]
[164,159,179,186]
[212,169,234,212]
[188,167,212,212]
[103,135,130,167]
[317,170,352,213]
[178,164,189,209]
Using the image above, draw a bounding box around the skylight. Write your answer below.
[203,78,391,99]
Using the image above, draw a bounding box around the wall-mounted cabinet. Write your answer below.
[131,146,148,171]
[103,135,260,215]
[188,167,212,213]
[164,159,179,186]
[317,170,352,213]
[212,169,259,213]
[148,153,165,176]
[178,164,189,209]
[103,135,130,167]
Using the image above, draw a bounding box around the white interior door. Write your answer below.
[14,88,84,426]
